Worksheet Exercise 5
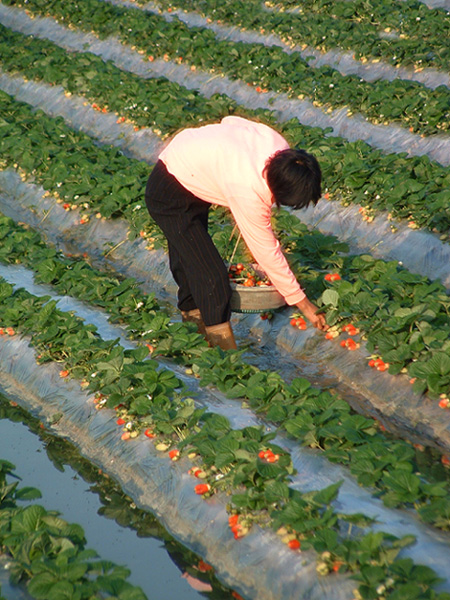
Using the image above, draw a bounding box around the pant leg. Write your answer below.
[167,239,196,312]
[145,161,232,326]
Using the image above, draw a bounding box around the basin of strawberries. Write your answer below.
[227,263,285,312]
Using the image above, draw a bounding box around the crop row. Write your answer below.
[2,210,450,539]
[150,0,450,71]
[3,0,450,136]
[1,269,449,599]
[1,23,450,239]
[0,458,148,600]
[3,88,450,399]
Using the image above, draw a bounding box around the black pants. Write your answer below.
[145,160,232,326]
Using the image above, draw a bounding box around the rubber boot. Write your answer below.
[204,321,237,350]
[181,308,207,337]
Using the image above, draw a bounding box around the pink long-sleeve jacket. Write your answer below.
[159,116,306,305]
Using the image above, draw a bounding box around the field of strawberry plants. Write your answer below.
[1,0,450,598]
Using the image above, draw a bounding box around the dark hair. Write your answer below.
[264,148,322,209]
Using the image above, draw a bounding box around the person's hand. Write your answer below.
[296,297,329,331]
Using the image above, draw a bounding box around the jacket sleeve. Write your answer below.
[228,194,306,305]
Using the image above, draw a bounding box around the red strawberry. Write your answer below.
[169,449,180,461]
[195,483,211,495]
[228,514,239,528]
[197,560,213,572]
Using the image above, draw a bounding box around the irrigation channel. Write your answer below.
[0,399,239,600]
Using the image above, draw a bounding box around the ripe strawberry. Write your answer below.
[346,339,358,351]
[169,449,180,461]
[228,514,239,528]
[195,483,211,495]
[265,454,280,463]
[368,359,376,367]
[59,370,69,378]
[332,561,343,572]
[324,273,341,282]
[5,327,15,336]
[117,417,126,425]
[121,431,131,441]
[243,278,255,287]
[144,428,156,438]
[197,560,213,572]
[288,539,301,550]
[441,455,450,467]
[377,362,389,372]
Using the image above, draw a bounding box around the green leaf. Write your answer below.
[15,487,42,501]
[321,289,340,307]
[27,573,58,599]
[312,481,342,506]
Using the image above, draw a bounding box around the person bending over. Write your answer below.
[145,116,327,350]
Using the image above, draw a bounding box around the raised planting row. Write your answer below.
[0,458,149,600]
[1,276,450,599]
[1,13,450,239]
[2,212,450,543]
[0,395,237,600]
[149,0,450,71]
[2,89,450,399]
[2,0,450,137]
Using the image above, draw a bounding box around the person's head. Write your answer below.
[263,148,322,210]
